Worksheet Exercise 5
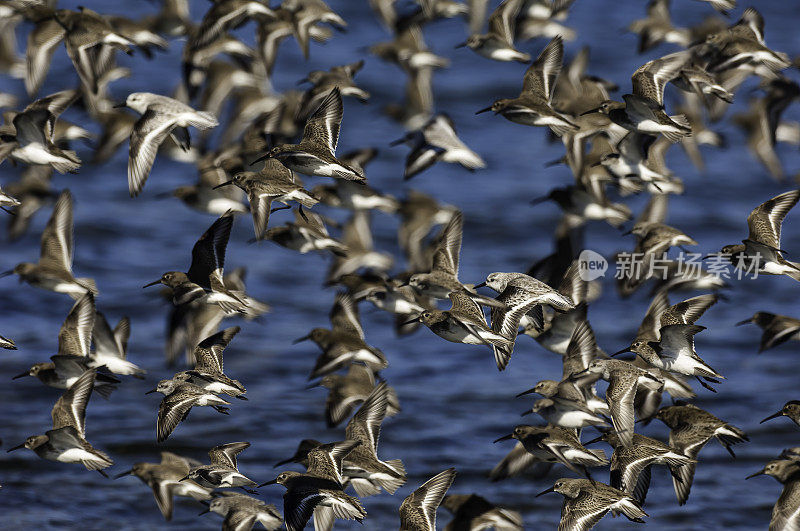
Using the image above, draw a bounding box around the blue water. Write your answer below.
[2,1,800,529]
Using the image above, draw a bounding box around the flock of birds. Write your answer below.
[1,0,800,529]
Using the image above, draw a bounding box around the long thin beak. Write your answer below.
[474,281,487,289]
[112,102,126,108]
[0,269,14,278]
[250,153,270,165]
[389,137,405,146]
[198,508,210,515]
[493,434,514,443]
[113,469,132,479]
[12,371,28,380]
[590,161,603,167]
[610,348,631,357]
[305,381,320,390]
[515,387,536,397]
[259,478,278,486]
[535,486,555,497]
[292,335,310,344]
[572,368,589,377]
[735,318,752,326]
[530,195,550,205]
[401,317,420,326]
[455,41,467,49]
[144,389,157,395]
[745,469,765,480]
[7,443,25,452]
[142,280,161,288]
[475,105,493,115]
[520,410,533,416]
[760,411,783,424]
[213,181,233,190]
[296,77,310,85]
[701,253,720,260]
[580,107,601,116]
[621,230,632,236]
[178,476,190,482]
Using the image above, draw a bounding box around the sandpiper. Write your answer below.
[182,441,259,492]
[523,396,608,431]
[284,0,346,60]
[477,271,575,368]
[618,324,724,392]
[274,439,323,469]
[703,8,790,75]
[441,493,523,531]
[253,88,365,182]
[407,212,504,309]
[8,369,113,472]
[6,190,97,298]
[655,402,748,505]
[342,382,407,496]
[536,478,648,528]
[625,221,698,256]
[711,189,800,281]
[118,92,218,196]
[392,114,485,180]
[57,7,134,95]
[148,379,231,442]
[0,89,81,173]
[265,469,366,531]
[215,160,318,240]
[265,207,349,255]
[530,185,631,228]
[494,425,607,476]
[576,358,664,447]
[457,0,528,63]
[114,452,212,521]
[489,441,552,482]
[476,36,578,135]
[327,210,394,283]
[297,60,369,119]
[296,293,388,378]
[746,458,800,531]
[185,0,274,64]
[309,363,400,428]
[144,211,248,314]
[200,492,283,531]
[412,291,513,362]
[586,430,695,505]
[628,0,689,53]
[582,51,692,142]
[399,468,457,531]
[738,311,800,352]
[90,310,143,377]
[173,326,246,399]
[14,294,119,398]
[761,401,800,428]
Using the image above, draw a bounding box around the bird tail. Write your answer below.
[51,152,81,174]
[375,460,406,494]
[663,115,692,143]
[349,478,381,497]
[188,112,219,130]
[93,382,117,400]
[618,497,648,523]
[76,277,99,295]
[786,263,800,281]
[492,344,513,371]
